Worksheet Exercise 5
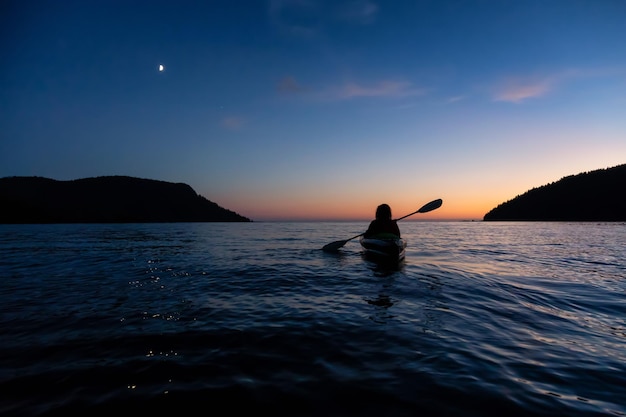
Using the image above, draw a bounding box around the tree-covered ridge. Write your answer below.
[0,176,251,223]
[483,164,626,221]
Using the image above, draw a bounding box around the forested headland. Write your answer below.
[0,176,251,223]
[483,164,625,221]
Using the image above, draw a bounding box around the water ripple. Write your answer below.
[1,222,625,416]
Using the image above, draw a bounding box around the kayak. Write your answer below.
[359,235,407,264]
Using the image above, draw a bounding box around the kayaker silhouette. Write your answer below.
[363,204,401,238]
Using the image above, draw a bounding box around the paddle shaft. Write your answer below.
[394,198,443,221]
[394,210,420,222]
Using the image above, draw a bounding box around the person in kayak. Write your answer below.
[363,204,401,238]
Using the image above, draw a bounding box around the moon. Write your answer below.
[158,64,164,72]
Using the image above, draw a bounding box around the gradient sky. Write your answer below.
[2,0,625,221]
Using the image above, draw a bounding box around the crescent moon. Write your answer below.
[159,64,164,72]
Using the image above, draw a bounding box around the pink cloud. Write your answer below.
[493,78,553,103]
[330,80,425,99]
[489,67,619,103]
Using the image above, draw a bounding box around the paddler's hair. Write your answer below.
[375,204,392,220]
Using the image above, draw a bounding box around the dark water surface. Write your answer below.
[1,222,624,416]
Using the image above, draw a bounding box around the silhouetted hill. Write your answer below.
[483,164,626,221]
[0,176,251,223]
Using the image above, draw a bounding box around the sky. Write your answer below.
[2,0,625,221]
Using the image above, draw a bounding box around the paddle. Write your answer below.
[321,198,443,252]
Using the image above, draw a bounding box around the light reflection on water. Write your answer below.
[0,221,624,416]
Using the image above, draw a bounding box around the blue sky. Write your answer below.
[2,0,625,220]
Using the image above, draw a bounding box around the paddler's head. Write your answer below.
[375,204,392,220]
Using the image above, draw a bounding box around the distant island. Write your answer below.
[483,164,625,221]
[0,176,252,223]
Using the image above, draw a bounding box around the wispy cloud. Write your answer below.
[268,0,321,37]
[277,76,308,93]
[335,1,379,24]
[491,68,625,103]
[446,95,466,104]
[269,0,379,37]
[326,80,426,100]
[277,76,425,101]
[492,77,554,103]
[221,116,245,130]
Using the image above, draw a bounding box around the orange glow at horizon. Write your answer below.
[221,194,500,221]
[205,159,626,222]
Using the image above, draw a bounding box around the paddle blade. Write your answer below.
[417,198,443,213]
[322,239,348,252]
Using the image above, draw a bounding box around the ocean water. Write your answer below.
[0,221,624,416]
